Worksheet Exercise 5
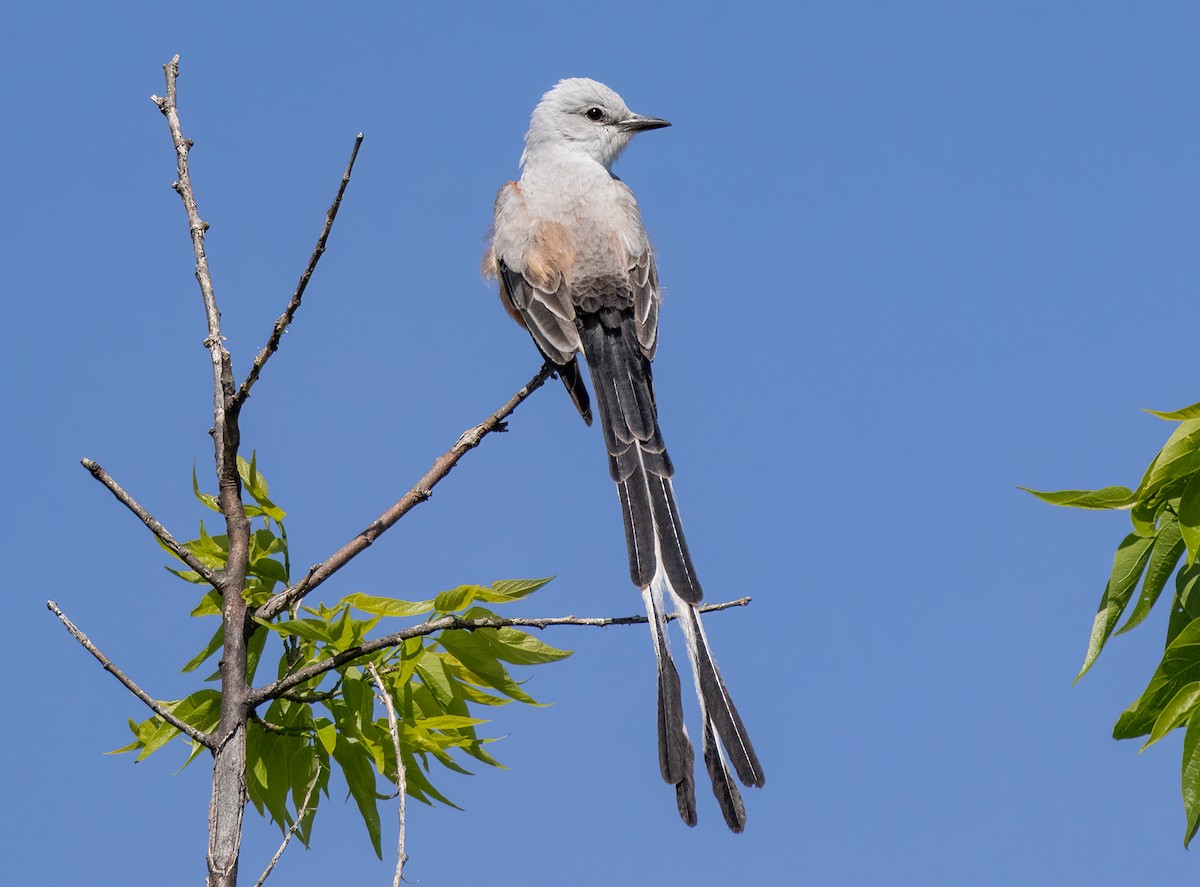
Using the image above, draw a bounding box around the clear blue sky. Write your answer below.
[4,2,1199,884]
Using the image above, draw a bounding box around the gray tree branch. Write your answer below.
[251,764,322,887]
[250,597,752,706]
[254,361,556,622]
[233,134,364,410]
[46,600,214,747]
[79,458,220,587]
[153,53,250,887]
[368,662,408,887]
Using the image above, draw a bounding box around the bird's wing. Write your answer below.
[490,182,582,363]
[489,182,592,423]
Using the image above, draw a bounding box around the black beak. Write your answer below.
[619,114,671,133]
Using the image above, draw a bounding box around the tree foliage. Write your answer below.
[1027,399,1200,845]
[112,454,570,856]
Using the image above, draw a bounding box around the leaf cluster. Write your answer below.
[1027,401,1200,844]
[112,455,571,856]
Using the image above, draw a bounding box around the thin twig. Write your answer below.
[368,663,408,886]
[255,362,557,622]
[151,55,227,414]
[46,600,214,748]
[251,763,322,887]
[234,134,364,410]
[79,458,219,587]
[251,597,752,706]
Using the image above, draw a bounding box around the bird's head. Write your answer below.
[522,78,670,172]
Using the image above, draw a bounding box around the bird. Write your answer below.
[484,78,764,831]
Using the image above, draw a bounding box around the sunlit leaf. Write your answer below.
[1179,472,1200,566]
[1077,533,1155,680]
[477,577,555,601]
[434,585,480,612]
[1020,486,1136,510]
[439,631,538,705]
[1118,520,1185,636]
[1147,401,1200,421]
[182,625,224,673]
[342,592,435,618]
[1115,618,1200,739]
[331,738,383,858]
[1184,712,1200,847]
[1137,419,1200,503]
[192,464,220,512]
[1143,682,1200,750]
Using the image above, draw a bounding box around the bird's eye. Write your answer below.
[585,107,605,122]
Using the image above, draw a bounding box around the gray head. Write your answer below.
[522,78,670,171]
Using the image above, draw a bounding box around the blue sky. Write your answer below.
[4,2,1199,884]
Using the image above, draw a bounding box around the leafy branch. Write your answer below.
[1027,398,1200,845]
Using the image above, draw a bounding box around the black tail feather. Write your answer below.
[702,719,747,833]
[579,308,762,829]
[684,607,765,788]
[578,311,701,602]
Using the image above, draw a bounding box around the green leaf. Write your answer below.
[182,625,224,673]
[476,577,555,602]
[1118,519,1185,636]
[1179,472,1200,566]
[1077,533,1156,680]
[172,689,222,734]
[1169,565,1200,649]
[315,719,337,755]
[415,655,457,708]
[420,715,489,730]
[1147,401,1200,421]
[1115,618,1200,739]
[331,737,383,858]
[1137,419,1200,503]
[192,464,220,512]
[1130,497,1164,538]
[191,589,222,618]
[261,617,334,644]
[1021,486,1136,510]
[165,566,204,584]
[401,751,461,809]
[342,592,435,618]
[438,631,538,705]
[1144,682,1200,751]
[460,610,571,664]
[1184,712,1200,846]
[238,452,287,522]
[434,585,481,612]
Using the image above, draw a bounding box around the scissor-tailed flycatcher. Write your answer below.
[485,78,764,831]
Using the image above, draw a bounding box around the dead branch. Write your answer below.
[255,361,556,622]
[80,458,219,587]
[250,597,752,706]
[368,663,408,887]
[234,134,364,410]
[153,53,251,887]
[47,600,214,747]
[251,764,322,887]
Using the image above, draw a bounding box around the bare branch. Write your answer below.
[255,361,557,621]
[46,600,214,748]
[251,763,322,887]
[368,663,408,887]
[79,458,219,587]
[154,54,251,887]
[251,596,752,706]
[151,55,226,414]
[234,133,364,410]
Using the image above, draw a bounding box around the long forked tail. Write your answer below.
[578,309,764,830]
